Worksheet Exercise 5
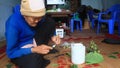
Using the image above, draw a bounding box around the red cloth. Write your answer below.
[105,34,120,40]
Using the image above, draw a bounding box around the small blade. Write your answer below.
[52,44,56,48]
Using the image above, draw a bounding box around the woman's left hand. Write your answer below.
[51,35,61,45]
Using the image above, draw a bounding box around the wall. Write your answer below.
[0,0,120,41]
[102,0,120,10]
[0,0,20,41]
[81,0,120,11]
[81,0,103,10]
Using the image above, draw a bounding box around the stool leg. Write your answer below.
[70,19,74,32]
[118,22,120,36]
[76,21,79,30]
[97,22,104,34]
[79,20,82,31]
[97,22,100,34]
[108,20,114,34]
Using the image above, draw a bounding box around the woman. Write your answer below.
[5,0,61,68]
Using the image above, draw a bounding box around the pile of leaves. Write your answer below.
[85,40,104,64]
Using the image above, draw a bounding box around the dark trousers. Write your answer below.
[11,53,44,68]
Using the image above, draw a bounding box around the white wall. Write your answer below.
[81,0,120,11]
[81,0,103,10]
[0,0,20,41]
[102,0,120,10]
[0,0,120,41]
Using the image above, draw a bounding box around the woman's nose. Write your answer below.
[34,19,39,23]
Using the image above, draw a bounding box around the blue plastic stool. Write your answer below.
[70,18,82,33]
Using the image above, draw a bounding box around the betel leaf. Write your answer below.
[51,63,58,67]
[85,52,104,64]
[66,52,71,57]
[6,63,13,68]
[70,64,78,68]
[112,52,119,54]
[108,55,117,59]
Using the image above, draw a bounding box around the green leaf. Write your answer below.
[108,55,117,59]
[85,52,104,64]
[66,52,71,57]
[112,52,119,54]
[6,63,13,68]
[71,64,78,68]
[51,63,58,67]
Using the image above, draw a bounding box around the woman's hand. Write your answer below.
[31,44,53,54]
[51,35,61,45]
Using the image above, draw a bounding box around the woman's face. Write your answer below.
[23,16,42,27]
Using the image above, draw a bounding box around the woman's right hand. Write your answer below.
[31,44,53,54]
